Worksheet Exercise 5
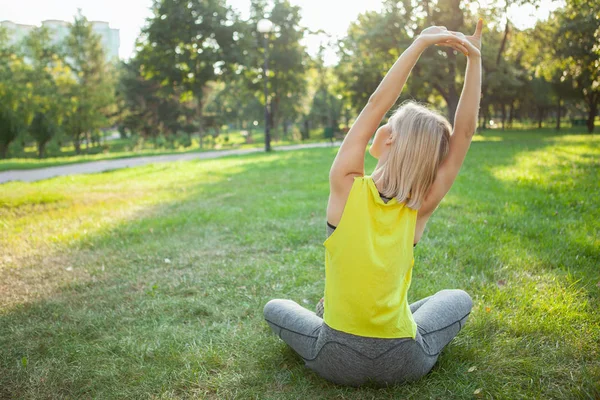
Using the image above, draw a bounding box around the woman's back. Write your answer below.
[323,176,417,339]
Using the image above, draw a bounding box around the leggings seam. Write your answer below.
[267,311,471,361]
[303,334,443,361]
[265,318,320,339]
[267,319,443,360]
[420,311,470,337]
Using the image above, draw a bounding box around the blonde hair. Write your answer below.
[373,101,451,209]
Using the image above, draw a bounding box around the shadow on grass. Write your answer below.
[1,133,598,398]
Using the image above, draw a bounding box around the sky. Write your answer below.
[0,0,564,64]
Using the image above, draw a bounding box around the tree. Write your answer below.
[117,60,162,139]
[240,0,308,145]
[23,26,75,157]
[554,0,599,132]
[513,22,578,130]
[203,79,263,132]
[336,3,413,116]
[63,10,116,154]
[29,113,57,158]
[336,0,482,124]
[0,28,32,158]
[136,0,244,146]
[306,45,344,138]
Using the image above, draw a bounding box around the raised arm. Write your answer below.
[420,20,484,217]
[329,28,468,191]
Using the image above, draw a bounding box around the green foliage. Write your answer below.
[306,46,345,135]
[135,0,245,143]
[553,0,600,132]
[238,0,308,141]
[29,113,57,158]
[0,28,32,158]
[175,131,192,148]
[117,60,164,138]
[203,80,264,130]
[63,10,116,154]
[0,108,23,159]
[22,26,71,158]
[336,1,481,123]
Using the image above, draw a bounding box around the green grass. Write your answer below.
[0,130,329,172]
[0,130,599,399]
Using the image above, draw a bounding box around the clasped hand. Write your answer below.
[416,19,483,58]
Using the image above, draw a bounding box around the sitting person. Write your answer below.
[264,21,483,386]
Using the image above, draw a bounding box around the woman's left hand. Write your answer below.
[415,26,469,55]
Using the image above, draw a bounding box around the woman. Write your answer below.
[264,21,483,386]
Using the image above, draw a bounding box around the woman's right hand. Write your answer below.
[445,19,483,58]
[415,26,469,54]
[416,21,483,58]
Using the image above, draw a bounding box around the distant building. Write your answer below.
[0,19,120,59]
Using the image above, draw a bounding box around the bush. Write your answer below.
[45,138,62,156]
[176,131,192,148]
[154,134,167,149]
[127,133,144,152]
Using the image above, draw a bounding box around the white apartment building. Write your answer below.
[1,19,120,59]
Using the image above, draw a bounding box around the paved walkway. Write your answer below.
[0,141,341,184]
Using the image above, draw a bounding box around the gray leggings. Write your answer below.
[264,289,472,386]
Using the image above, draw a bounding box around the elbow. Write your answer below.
[464,127,476,138]
[367,93,381,108]
[452,123,477,139]
[452,128,475,139]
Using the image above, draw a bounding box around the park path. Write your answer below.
[0,141,341,184]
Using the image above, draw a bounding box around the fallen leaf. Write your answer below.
[66,267,73,272]
[164,258,171,264]
[485,307,491,313]
[474,388,483,396]
[468,366,477,373]
[497,279,506,287]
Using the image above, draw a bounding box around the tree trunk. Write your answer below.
[74,135,81,154]
[197,101,204,149]
[556,96,561,131]
[496,19,510,65]
[283,120,289,140]
[482,107,489,129]
[537,108,543,129]
[269,97,278,141]
[446,54,459,125]
[38,142,45,158]
[0,143,7,159]
[501,103,506,130]
[302,119,310,140]
[587,101,597,133]
[508,102,515,129]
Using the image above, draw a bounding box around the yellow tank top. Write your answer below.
[323,175,418,339]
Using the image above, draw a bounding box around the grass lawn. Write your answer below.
[0,130,598,399]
